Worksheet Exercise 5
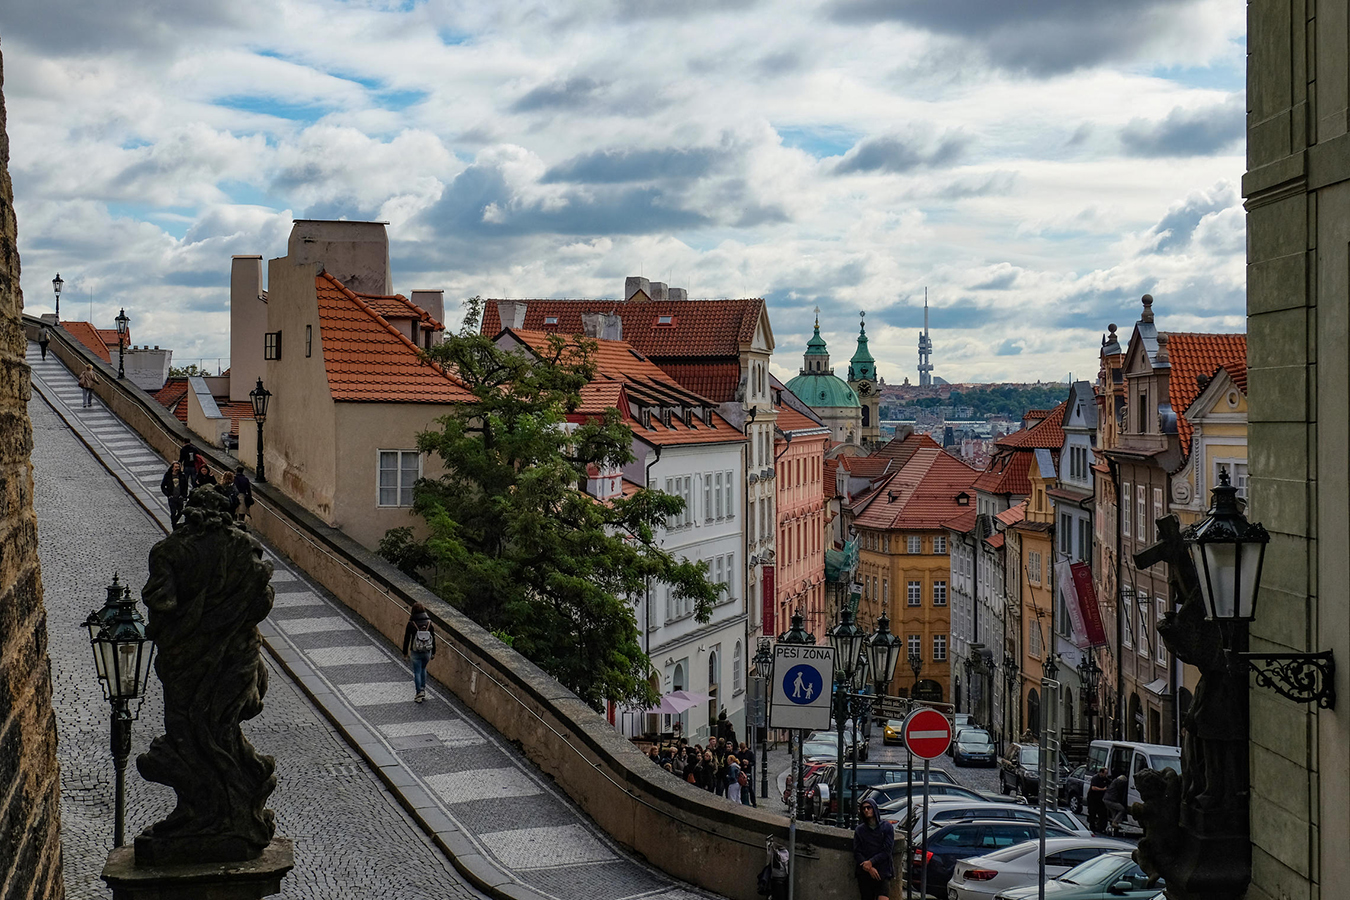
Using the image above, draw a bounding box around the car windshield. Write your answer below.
[1152,756,1182,774]
[803,742,837,756]
[886,720,904,729]
[1058,853,1128,885]
[959,733,992,746]
[1019,747,1041,765]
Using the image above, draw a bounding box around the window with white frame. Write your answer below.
[1122,482,1132,537]
[1028,551,1042,585]
[1122,590,1134,648]
[907,581,921,605]
[933,634,947,661]
[1153,488,1164,540]
[907,634,921,658]
[1030,620,1043,657]
[884,534,891,553]
[1217,461,1249,501]
[724,552,735,602]
[908,535,922,554]
[1136,595,1150,657]
[933,535,947,554]
[733,642,743,693]
[714,472,724,519]
[1137,485,1148,543]
[377,450,421,507]
[715,556,724,600]
[1078,519,1091,562]
[723,470,734,518]
[1060,514,1073,554]
[933,580,947,606]
[882,579,889,604]
[705,476,713,523]
[1155,600,1167,664]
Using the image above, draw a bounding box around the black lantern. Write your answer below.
[114,308,129,379]
[827,606,867,683]
[779,610,814,645]
[753,637,774,680]
[1183,468,1268,622]
[249,378,272,484]
[83,573,155,847]
[867,613,902,691]
[52,273,63,319]
[1043,652,1059,682]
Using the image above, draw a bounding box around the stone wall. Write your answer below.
[1245,3,1350,899]
[0,48,65,900]
[23,316,880,900]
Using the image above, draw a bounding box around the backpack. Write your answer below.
[738,769,749,788]
[411,621,434,653]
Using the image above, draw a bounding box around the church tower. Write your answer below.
[785,309,862,445]
[848,312,881,448]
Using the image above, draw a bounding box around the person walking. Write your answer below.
[1103,771,1129,836]
[160,461,191,529]
[853,798,894,900]
[232,466,255,525]
[400,602,437,703]
[1087,766,1112,833]
[38,326,50,361]
[77,364,97,407]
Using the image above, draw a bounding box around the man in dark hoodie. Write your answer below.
[853,797,894,900]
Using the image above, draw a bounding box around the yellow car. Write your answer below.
[883,719,905,746]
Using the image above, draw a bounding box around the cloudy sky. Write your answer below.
[1,0,1245,384]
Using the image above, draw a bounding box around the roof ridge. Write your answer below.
[320,272,467,389]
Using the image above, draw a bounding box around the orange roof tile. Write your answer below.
[972,451,1033,496]
[995,501,1027,527]
[840,456,895,479]
[154,378,190,423]
[652,360,744,402]
[480,297,765,361]
[852,448,980,531]
[1164,333,1246,448]
[943,507,978,533]
[823,459,841,498]
[357,292,445,332]
[503,329,745,448]
[1221,359,1247,394]
[60,321,111,363]
[997,400,1068,450]
[776,405,829,434]
[985,533,1006,549]
[316,273,475,403]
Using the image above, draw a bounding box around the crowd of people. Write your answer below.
[161,437,254,529]
[644,710,758,806]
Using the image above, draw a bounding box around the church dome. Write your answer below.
[786,372,862,408]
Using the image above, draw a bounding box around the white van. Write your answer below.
[1087,740,1182,825]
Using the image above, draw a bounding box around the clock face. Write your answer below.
[857,381,874,396]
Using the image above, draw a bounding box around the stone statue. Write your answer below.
[1132,767,1182,880]
[135,486,277,865]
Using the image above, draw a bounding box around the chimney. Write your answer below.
[625,276,651,301]
[649,282,668,301]
[495,300,527,330]
[287,220,392,295]
[410,290,445,325]
[601,313,622,341]
[229,255,265,403]
[669,288,688,301]
[581,312,603,338]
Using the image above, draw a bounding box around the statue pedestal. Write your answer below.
[1160,830,1251,900]
[100,837,293,900]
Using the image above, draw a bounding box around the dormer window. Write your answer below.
[655,315,675,326]
[956,492,970,506]
[544,316,559,326]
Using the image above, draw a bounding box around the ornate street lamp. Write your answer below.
[52,273,63,319]
[777,612,815,898]
[1077,654,1102,744]
[827,607,867,826]
[83,574,155,847]
[779,610,813,645]
[249,378,272,483]
[114,308,129,379]
[1182,469,1334,708]
[1003,653,1020,742]
[867,613,902,694]
[752,638,774,799]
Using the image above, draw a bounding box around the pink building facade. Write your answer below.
[773,405,831,637]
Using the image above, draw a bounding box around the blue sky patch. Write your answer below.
[776,126,860,159]
[215,94,333,123]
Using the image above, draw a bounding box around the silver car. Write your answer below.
[947,835,1135,899]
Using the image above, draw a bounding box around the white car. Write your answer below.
[947,836,1135,899]
[900,798,1092,839]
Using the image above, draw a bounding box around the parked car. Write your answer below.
[953,713,975,729]
[882,718,905,745]
[992,850,1163,899]
[862,781,985,808]
[1059,764,1091,813]
[909,819,1074,897]
[1087,740,1182,827]
[952,728,997,767]
[801,730,867,763]
[997,741,1044,799]
[804,764,954,823]
[947,835,1135,899]
[899,799,1091,839]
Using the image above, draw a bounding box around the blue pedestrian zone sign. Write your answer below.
[769,644,835,730]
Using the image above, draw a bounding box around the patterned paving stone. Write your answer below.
[277,616,357,635]
[478,825,615,870]
[308,646,392,667]
[396,743,512,776]
[444,793,577,835]
[340,682,415,706]
[426,768,544,804]
[379,719,484,747]
[271,593,329,609]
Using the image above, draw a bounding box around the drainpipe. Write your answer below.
[1110,458,1124,740]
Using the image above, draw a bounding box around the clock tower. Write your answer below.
[848,312,882,448]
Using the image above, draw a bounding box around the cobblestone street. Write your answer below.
[30,389,482,899]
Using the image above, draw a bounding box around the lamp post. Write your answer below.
[909,650,923,695]
[1076,653,1101,745]
[752,637,774,801]
[114,308,129,380]
[1003,654,1019,748]
[827,606,866,827]
[52,273,63,319]
[83,574,155,847]
[249,378,272,483]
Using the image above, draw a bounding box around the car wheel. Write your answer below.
[1068,792,1083,814]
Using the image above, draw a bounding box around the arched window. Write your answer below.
[733,642,743,693]
[862,405,870,426]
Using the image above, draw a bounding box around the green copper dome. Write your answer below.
[848,314,875,382]
[786,372,862,408]
[804,321,829,356]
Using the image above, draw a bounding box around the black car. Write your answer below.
[909,818,1074,895]
[997,741,1043,799]
[861,781,984,808]
[951,728,996,767]
[1060,764,1091,813]
[805,765,956,823]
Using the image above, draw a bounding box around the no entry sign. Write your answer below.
[903,708,951,759]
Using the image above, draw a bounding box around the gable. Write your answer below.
[750,304,775,353]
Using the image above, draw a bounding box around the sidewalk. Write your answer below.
[29,344,722,900]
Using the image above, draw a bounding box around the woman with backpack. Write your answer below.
[401,602,437,703]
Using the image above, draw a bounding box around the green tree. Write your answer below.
[384,327,719,709]
[169,363,205,378]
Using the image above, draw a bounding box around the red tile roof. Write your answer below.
[503,329,745,448]
[985,533,1005,549]
[315,273,475,403]
[357,292,445,332]
[995,501,1027,527]
[852,448,980,531]
[654,360,744,402]
[840,456,895,478]
[1164,333,1247,448]
[972,451,1033,496]
[943,508,978,533]
[218,400,256,436]
[1221,359,1247,394]
[776,405,828,433]
[823,458,841,498]
[480,297,765,361]
[997,400,1068,449]
[61,321,112,363]
[153,378,190,423]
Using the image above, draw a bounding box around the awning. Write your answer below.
[1143,677,1170,697]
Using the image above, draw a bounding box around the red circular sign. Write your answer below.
[903,708,952,759]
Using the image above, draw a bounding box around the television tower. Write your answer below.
[917,289,934,387]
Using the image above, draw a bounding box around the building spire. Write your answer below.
[918,289,934,387]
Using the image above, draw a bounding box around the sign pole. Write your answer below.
[905,746,913,900]
[920,759,931,900]
[787,728,801,900]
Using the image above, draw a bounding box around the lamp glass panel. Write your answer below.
[1197,542,1237,619]
[1236,541,1264,620]
[137,642,156,701]
[87,624,109,682]
[116,642,141,698]
[96,640,121,696]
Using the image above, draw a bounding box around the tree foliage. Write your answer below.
[382,325,719,709]
[169,363,206,378]
[884,384,1067,419]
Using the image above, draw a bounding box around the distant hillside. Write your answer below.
[882,383,1070,420]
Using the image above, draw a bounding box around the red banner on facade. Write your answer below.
[762,565,776,635]
[1071,561,1108,647]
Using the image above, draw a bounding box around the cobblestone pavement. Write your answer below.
[29,345,724,900]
